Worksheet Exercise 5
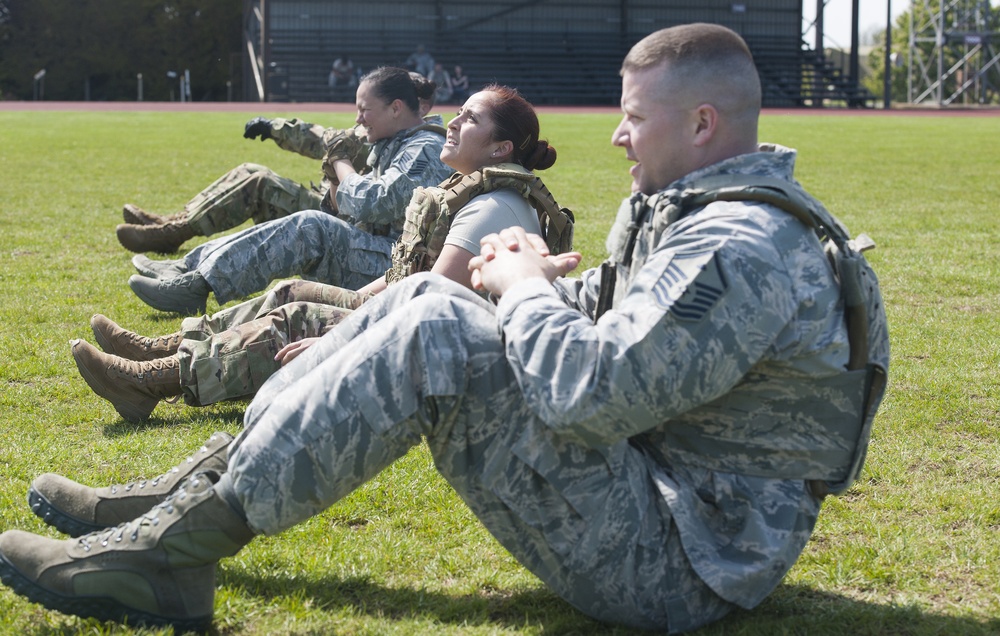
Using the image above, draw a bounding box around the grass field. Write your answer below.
[1,107,999,635]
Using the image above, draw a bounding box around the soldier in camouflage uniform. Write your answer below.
[124,67,454,315]
[68,86,559,421]
[0,25,890,634]
[116,71,441,254]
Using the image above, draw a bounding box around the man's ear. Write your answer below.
[692,103,718,147]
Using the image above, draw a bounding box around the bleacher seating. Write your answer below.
[264,28,874,108]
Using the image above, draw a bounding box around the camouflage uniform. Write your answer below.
[175,189,541,407]
[178,116,442,236]
[171,123,452,304]
[219,145,890,632]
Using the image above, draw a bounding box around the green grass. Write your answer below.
[1,107,999,634]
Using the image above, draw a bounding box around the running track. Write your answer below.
[1,100,997,117]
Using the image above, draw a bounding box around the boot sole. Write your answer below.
[27,486,102,538]
[0,551,211,631]
[72,345,158,422]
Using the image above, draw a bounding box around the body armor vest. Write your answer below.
[384,163,574,284]
[604,175,887,497]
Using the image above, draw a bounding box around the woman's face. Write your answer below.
[354,80,402,143]
[441,91,504,174]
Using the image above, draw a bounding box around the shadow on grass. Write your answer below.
[99,402,247,437]
[217,569,1000,636]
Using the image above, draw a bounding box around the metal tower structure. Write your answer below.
[907,0,1000,106]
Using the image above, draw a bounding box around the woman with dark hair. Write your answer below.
[67,86,568,423]
[123,67,454,316]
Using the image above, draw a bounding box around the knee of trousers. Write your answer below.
[385,272,493,310]
[178,336,281,406]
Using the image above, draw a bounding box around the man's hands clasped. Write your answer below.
[468,226,582,298]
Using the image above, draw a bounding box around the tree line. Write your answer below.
[0,0,242,101]
[863,0,1000,105]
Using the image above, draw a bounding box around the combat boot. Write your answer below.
[116,219,197,253]
[91,314,182,361]
[72,339,182,422]
[122,203,184,226]
[132,253,189,279]
[128,271,210,315]
[28,431,233,537]
[0,470,254,631]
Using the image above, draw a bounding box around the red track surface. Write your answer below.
[1,100,997,116]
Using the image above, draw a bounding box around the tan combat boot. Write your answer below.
[72,339,183,421]
[0,470,254,631]
[122,203,179,226]
[116,219,197,253]
[90,314,182,361]
[28,431,233,537]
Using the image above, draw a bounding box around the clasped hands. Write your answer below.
[468,225,582,297]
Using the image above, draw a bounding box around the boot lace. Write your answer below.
[78,477,199,551]
[108,439,219,495]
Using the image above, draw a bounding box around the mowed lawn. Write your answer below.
[0,106,998,635]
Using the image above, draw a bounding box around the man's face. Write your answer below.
[612,64,698,195]
[354,81,397,143]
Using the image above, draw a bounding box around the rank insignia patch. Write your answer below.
[653,249,727,321]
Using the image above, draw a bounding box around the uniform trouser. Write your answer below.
[180,210,394,304]
[179,280,371,339]
[176,281,372,406]
[183,162,323,236]
[224,274,734,633]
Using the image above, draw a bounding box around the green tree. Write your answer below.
[0,0,242,101]
[866,0,1000,105]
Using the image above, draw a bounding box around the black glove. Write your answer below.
[243,117,272,141]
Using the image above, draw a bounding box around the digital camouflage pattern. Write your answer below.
[177,118,446,242]
[188,210,396,305]
[176,181,539,408]
[176,280,371,405]
[220,145,888,631]
[166,122,450,305]
[180,279,370,338]
[183,163,324,236]
[333,122,450,238]
[268,118,370,212]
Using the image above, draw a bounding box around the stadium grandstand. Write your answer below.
[242,0,875,108]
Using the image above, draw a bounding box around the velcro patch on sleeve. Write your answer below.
[652,249,727,322]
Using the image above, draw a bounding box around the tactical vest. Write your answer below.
[384,163,575,284]
[603,174,888,497]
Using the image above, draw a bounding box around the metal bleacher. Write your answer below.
[266,27,626,106]
[256,2,874,109]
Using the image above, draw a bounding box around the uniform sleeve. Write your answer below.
[268,118,328,159]
[335,133,448,226]
[494,211,798,447]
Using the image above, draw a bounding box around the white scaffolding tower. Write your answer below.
[907,0,1000,106]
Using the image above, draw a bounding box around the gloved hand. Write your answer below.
[243,117,273,141]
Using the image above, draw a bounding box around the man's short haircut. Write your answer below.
[621,23,762,112]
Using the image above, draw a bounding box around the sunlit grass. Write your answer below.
[0,108,998,634]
